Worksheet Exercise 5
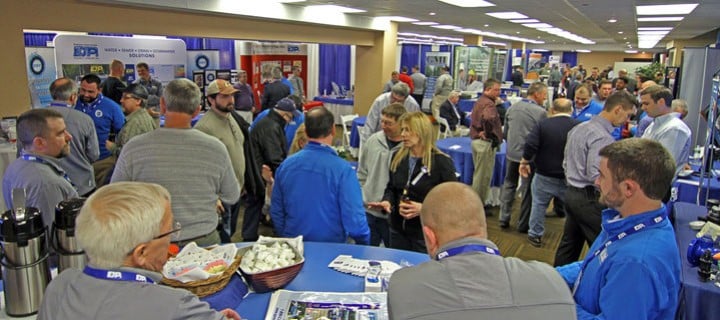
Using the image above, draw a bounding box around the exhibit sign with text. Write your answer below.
[54,35,186,86]
[25,46,57,108]
[453,46,493,90]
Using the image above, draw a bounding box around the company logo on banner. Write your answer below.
[251,43,307,55]
[54,35,186,87]
[186,50,219,78]
[25,47,57,108]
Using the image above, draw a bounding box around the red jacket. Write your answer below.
[398,73,414,94]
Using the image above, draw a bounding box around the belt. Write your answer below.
[568,185,599,197]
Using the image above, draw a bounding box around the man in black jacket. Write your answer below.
[261,67,291,112]
[438,90,465,135]
[244,98,297,241]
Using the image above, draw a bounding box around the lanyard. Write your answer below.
[572,213,666,295]
[437,244,500,260]
[80,95,103,112]
[83,266,154,284]
[21,154,75,187]
[49,102,72,108]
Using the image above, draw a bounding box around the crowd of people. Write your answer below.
[2,59,691,319]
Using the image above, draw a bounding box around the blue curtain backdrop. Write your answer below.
[204,38,235,69]
[87,32,132,37]
[562,52,578,67]
[419,45,432,72]
[318,44,351,96]
[400,44,420,72]
[24,33,56,47]
[167,36,202,50]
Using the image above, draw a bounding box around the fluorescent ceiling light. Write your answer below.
[510,19,539,23]
[375,16,418,22]
[637,31,669,35]
[638,27,673,31]
[522,23,553,29]
[636,4,698,15]
[625,50,638,53]
[413,21,439,25]
[272,0,306,2]
[485,12,528,19]
[431,25,462,30]
[482,41,507,46]
[576,49,591,53]
[637,16,684,22]
[438,0,496,7]
[305,5,365,13]
[532,49,549,52]
[457,28,481,33]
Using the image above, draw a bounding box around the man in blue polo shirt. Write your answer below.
[75,74,125,160]
[572,86,603,122]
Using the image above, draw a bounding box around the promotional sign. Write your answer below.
[187,50,219,78]
[54,35,186,86]
[453,46,493,89]
[25,47,57,108]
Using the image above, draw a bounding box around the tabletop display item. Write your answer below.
[161,242,240,297]
[239,237,305,293]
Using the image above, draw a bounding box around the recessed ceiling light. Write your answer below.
[618,31,624,34]
[375,16,419,22]
[412,21,439,25]
[429,12,436,15]
[522,23,554,29]
[516,31,521,34]
[509,19,539,23]
[636,4,698,15]
[608,18,618,23]
[623,37,627,40]
[485,11,528,19]
[637,17,684,22]
[483,24,490,27]
[431,25,462,30]
[305,5,365,13]
[438,0,496,7]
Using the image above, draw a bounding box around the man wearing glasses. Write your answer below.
[38,182,241,320]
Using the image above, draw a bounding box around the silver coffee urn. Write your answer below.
[52,198,87,272]
[0,189,51,316]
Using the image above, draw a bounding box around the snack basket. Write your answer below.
[161,252,242,298]
[238,241,304,293]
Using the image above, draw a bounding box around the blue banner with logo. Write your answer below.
[25,46,57,108]
[187,50,219,79]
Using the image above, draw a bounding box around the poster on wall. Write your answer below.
[54,35,186,87]
[25,47,57,108]
[187,50,219,79]
[453,46,493,90]
[527,53,546,73]
[424,51,450,78]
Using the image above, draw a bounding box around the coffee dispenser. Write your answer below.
[0,189,51,316]
[52,198,86,272]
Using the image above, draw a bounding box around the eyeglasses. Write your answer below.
[153,221,182,241]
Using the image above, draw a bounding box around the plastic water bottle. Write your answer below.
[364,261,382,292]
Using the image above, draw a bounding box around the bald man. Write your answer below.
[388,182,576,320]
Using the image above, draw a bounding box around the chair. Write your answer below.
[340,114,359,149]
[436,117,450,140]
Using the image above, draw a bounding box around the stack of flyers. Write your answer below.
[328,255,402,277]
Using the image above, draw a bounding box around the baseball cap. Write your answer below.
[275,97,301,117]
[206,79,238,95]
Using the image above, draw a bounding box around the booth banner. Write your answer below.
[424,51,450,78]
[187,50,219,78]
[250,43,307,55]
[25,47,57,108]
[528,53,546,72]
[54,35,186,86]
[453,46,492,88]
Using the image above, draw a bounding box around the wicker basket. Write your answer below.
[238,243,304,293]
[160,253,242,297]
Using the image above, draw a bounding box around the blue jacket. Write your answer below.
[271,142,370,244]
[556,205,680,319]
[573,100,603,123]
[74,94,125,160]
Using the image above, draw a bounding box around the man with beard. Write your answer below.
[556,138,680,319]
[194,79,245,242]
[75,74,125,160]
[3,109,78,228]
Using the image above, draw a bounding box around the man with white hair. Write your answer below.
[111,79,240,247]
[360,82,419,144]
[38,182,240,320]
[438,90,466,135]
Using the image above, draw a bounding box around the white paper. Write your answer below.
[265,290,388,320]
[162,242,237,283]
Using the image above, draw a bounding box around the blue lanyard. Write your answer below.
[83,266,154,284]
[21,154,75,187]
[437,244,500,260]
[572,213,666,295]
[80,95,103,112]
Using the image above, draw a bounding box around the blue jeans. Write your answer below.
[528,173,567,238]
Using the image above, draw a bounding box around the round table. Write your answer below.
[231,242,428,320]
[349,116,366,149]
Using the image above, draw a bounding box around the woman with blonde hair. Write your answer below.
[289,124,307,155]
[369,111,457,253]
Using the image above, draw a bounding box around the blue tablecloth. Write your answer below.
[673,174,720,206]
[313,96,354,105]
[673,202,720,320]
[458,99,476,113]
[234,242,428,320]
[436,137,506,187]
[350,116,366,148]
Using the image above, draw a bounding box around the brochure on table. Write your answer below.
[266,290,388,320]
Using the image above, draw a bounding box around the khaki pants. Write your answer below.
[93,155,117,187]
[430,94,448,120]
[471,139,496,205]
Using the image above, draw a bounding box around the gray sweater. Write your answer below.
[111,128,240,240]
[357,131,401,218]
[504,99,547,162]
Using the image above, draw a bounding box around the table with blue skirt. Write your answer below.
[672,170,720,206]
[313,96,354,125]
[672,202,720,320]
[436,137,507,206]
[349,116,366,149]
